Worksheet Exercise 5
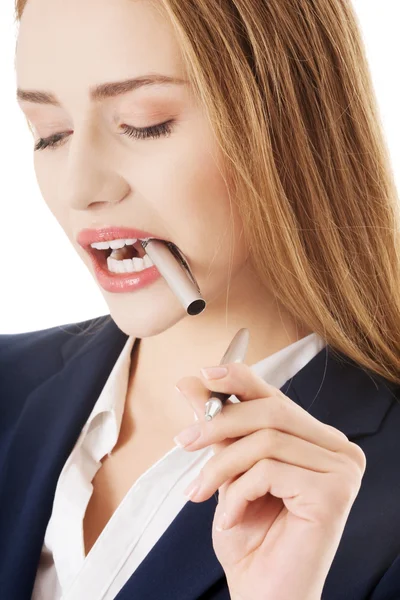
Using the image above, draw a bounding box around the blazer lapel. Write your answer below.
[113,345,397,600]
[0,319,396,600]
[289,345,396,438]
[0,318,127,598]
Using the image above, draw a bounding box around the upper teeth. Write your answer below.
[90,238,140,250]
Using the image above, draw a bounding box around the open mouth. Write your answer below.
[87,237,197,283]
[89,239,151,274]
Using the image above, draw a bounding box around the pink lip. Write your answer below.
[77,225,164,293]
[77,226,165,248]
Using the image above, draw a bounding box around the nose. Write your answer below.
[61,123,130,211]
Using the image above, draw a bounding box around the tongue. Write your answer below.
[133,240,146,258]
[108,240,154,260]
[109,242,144,260]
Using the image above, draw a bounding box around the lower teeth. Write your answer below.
[106,253,154,274]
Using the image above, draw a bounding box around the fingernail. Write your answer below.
[175,386,199,423]
[200,366,228,380]
[174,423,201,447]
[184,472,202,498]
[215,512,230,531]
[175,384,187,397]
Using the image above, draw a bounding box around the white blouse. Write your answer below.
[32,331,326,600]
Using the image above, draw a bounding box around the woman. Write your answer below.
[1,0,399,598]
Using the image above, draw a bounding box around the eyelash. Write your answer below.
[33,120,175,152]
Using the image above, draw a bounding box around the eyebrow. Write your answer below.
[16,73,188,105]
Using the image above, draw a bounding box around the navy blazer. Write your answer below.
[1,314,400,600]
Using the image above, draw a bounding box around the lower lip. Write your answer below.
[87,248,162,293]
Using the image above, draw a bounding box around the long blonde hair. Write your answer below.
[14,0,400,384]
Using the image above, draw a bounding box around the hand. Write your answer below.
[174,362,367,600]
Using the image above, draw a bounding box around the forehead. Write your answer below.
[15,0,185,96]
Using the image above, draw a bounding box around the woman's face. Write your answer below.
[15,0,252,336]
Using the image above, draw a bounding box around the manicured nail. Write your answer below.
[175,384,187,397]
[174,423,201,447]
[175,386,199,422]
[201,366,228,380]
[184,472,202,498]
[215,512,230,531]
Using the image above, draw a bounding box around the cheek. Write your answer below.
[132,138,247,270]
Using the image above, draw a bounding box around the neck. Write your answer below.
[125,267,313,429]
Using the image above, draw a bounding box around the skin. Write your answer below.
[15,0,312,436]
[174,364,366,600]
[15,0,367,595]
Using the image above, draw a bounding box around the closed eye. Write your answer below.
[33,119,176,151]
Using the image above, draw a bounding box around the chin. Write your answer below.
[106,295,189,339]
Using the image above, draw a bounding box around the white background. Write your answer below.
[1,1,399,333]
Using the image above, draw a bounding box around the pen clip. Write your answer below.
[165,242,201,293]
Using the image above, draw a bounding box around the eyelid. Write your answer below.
[33,118,175,151]
[35,118,170,139]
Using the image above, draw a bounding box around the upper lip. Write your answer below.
[77,226,165,249]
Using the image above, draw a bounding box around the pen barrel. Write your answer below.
[142,239,206,316]
[204,328,250,420]
[209,391,231,404]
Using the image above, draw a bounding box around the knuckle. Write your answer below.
[257,457,273,481]
[335,451,365,484]
[325,424,349,441]
[261,428,282,454]
[338,441,367,475]
[312,482,351,522]
[331,469,362,506]
[262,396,287,429]
[311,490,338,522]
[228,362,243,379]
[251,459,272,495]
[202,458,228,489]
[347,461,364,490]
[336,480,359,508]
[348,442,367,473]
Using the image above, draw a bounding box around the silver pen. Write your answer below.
[139,238,206,316]
[204,328,250,421]
[139,239,250,420]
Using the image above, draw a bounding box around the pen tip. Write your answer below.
[204,398,223,420]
